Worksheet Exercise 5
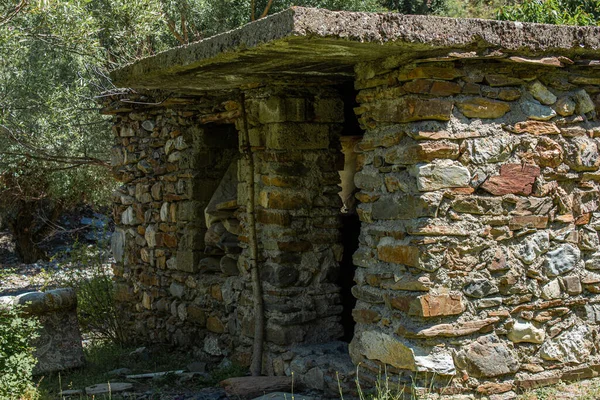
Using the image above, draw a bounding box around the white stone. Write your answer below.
[515,231,550,265]
[350,330,415,370]
[555,97,576,116]
[121,206,137,225]
[463,135,515,164]
[174,135,189,150]
[164,139,175,154]
[540,325,592,363]
[120,126,134,137]
[141,120,155,131]
[177,303,187,321]
[169,282,185,298]
[144,224,156,248]
[414,351,456,375]
[167,151,181,163]
[541,279,561,300]
[411,160,471,191]
[545,244,580,277]
[160,202,169,222]
[507,320,545,344]
[528,80,557,105]
[204,335,226,356]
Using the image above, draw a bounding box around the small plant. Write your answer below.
[340,365,405,400]
[0,303,41,399]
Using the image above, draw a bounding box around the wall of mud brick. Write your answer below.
[349,56,600,394]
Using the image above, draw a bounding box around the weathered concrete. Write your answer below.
[111,7,600,91]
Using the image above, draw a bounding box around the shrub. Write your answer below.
[0,304,40,399]
[53,227,126,344]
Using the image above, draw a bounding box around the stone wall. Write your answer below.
[349,56,600,394]
[105,87,349,369]
[236,87,347,373]
[106,91,243,359]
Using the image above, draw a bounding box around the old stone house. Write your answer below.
[104,7,600,395]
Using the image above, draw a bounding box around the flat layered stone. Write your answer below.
[380,274,432,291]
[86,383,133,395]
[509,215,549,230]
[411,159,471,191]
[457,98,511,118]
[481,163,540,196]
[371,98,454,123]
[397,66,463,81]
[384,140,459,164]
[485,74,524,87]
[377,238,419,267]
[409,293,465,317]
[371,193,441,220]
[410,318,499,338]
[513,121,559,135]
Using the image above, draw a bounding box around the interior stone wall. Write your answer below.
[106,92,244,360]
[104,87,349,370]
[349,56,600,395]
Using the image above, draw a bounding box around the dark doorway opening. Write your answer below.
[336,82,363,342]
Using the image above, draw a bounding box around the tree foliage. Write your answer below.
[497,0,600,25]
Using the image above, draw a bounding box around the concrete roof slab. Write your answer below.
[111,7,600,92]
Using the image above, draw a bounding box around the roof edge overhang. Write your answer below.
[110,7,600,93]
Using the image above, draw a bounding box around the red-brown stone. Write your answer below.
[409,293,465,317]
[481,164,540,196]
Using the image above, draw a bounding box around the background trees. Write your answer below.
[497,0,600,25]
[1,0,598,263]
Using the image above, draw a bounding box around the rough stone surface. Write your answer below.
[4,289,85,375]
[411,160,471,191]
[106,21,600,395]
[540,325,592,363]
[545,244,580,277]
[507,321,545,344]
[481,164,540,196]
[456,335,519,378]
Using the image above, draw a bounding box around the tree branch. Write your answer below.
[163,14,186,45]
[0,0,27,27]
[260,0,274,19]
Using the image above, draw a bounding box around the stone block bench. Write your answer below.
[0,288,85,374]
